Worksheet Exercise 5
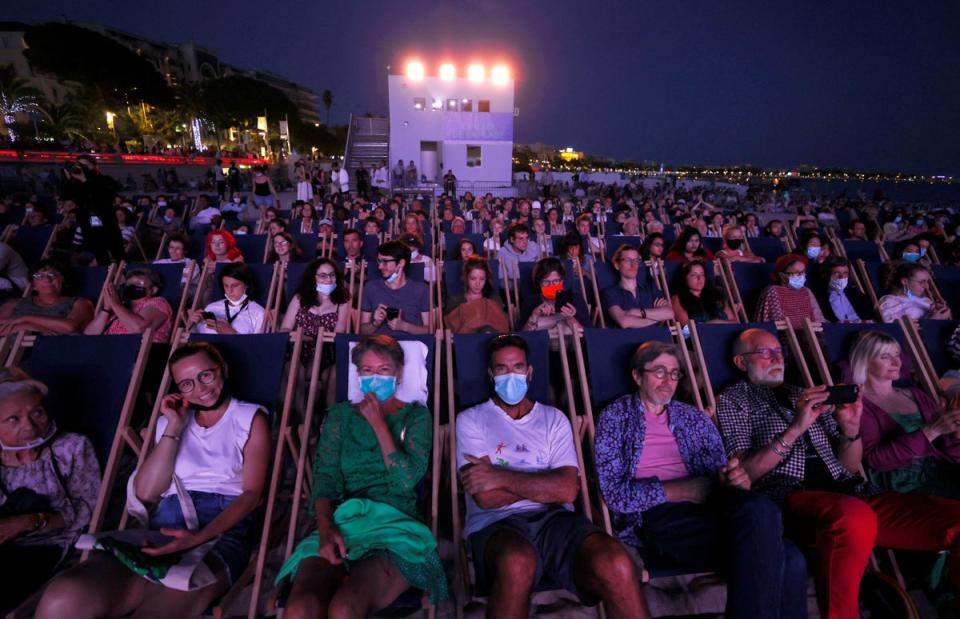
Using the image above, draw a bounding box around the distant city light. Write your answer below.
[431,98,443,110]
[491,65,510,85]
[467,64,485,82]
[406,61,425,80]
[439,63,456,80]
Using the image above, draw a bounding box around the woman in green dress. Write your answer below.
[279,335,448,617]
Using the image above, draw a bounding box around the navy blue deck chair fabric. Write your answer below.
[334,333,437,407]
[9,224,54,267]
[282,261,309,311]
[701,237,724,254]
[696,322,778,395]
[917,319,959,376]
[582,326,674,411]
[664,260,716,287]
[362,234,381,261]
[747,237,787,262]
[442,259,501,297]
[451,331,551,410]
[605,236,642,259]
[234,234,268,264]
[730,262,777,318]
[819,322,909,385]
[187,228,215,261]
[72,266,109,303]
[842,240,882,263]
[443,233,486,259]
[862,261,884,294]
[24,334,144,465]
[127,262,186,308]
[365,261,426,282]
[212,262,274,307]
[188,333,289,412]
[290,233,319,262]
[592,262,619,296]
[932,266,960,315]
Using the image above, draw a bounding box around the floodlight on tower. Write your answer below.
[439,63,456,80]
[467,64,485,82]
[406,61,425,80]
[491,65,510,85]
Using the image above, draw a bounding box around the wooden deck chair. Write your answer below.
[564,258,593,320]
[913,319,960,381]
[446,329,588,616]
[231,233,270,264]
[931,265,960,316]
[120,331,300,619]
[725,261,777,323]
[8,223,56,268]
[854,259,884,315]
[604,236,642,262]
[841,239,883,263]
[688,321,811,415]
[570,326,691,535]
[124,261,195,340]
[290,232,319,262]
[744,236,788,263]
[5,333,153,618]
[586,259,618,328]
[896,317,948,400]
[796,320,911,389]
[207,262,281,333]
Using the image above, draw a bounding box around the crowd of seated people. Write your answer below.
[6,160,960,618]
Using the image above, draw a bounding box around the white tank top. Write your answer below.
[155,398,261,497]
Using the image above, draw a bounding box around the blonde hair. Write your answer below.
[849,331,901,385]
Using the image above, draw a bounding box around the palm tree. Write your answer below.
[322,89,332,125]
[38,100,87,142]
[0,65,41,142]
[0,65,40,101]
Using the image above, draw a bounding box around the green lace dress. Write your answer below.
[276,401,449,602]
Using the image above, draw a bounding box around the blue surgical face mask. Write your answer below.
[902,252,920,263]
[385,270,400,284]
[316,282,336,295]
[787,274,807,289]
[806,246,821,260]
[915,219,924,226]
[493,373,528,405]
[829,277,848,292]
[358,375,397,402]
[894,215,902,223]
[681,324,691,339]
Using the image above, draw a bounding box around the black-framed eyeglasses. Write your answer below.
[376,258,397,265]
[176,366,222,394]
[741,347,784,360]
[643,367,685,381]
[32,271,59,281]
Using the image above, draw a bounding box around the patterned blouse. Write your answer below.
[716,380,879,504]
[755,285,825,326]
[105,296,173,343]
[595,393,727,546]
[0,433,101,558]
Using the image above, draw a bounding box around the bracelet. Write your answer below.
[771,443,787,457]
[640,308,647,319]
[162,433,181,442]
[775,434,793,451]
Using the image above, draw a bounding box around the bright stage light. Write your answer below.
[406,61,425,80]
[491,65,510,85]
[439,63,456,80]
[467,64,485,82]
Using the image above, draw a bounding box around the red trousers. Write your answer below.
[784,490,960,619]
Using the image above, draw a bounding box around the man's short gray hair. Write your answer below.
[630,341,681,374]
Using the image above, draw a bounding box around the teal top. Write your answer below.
[311,401,431,519]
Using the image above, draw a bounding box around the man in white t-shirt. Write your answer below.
[189,195,221,230]
[456,335,648,619]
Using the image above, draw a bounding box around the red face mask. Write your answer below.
[541,282,564,300]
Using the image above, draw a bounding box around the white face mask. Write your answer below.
[787,274,807,290]
[0,420,57,452]
[227,293,248,305]
[316,282,336,295]
[806,246,821,260]
[829,277,848,292]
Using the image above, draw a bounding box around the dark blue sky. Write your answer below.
[8,1,960,174]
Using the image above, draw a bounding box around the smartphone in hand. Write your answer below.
[823,384,859,406]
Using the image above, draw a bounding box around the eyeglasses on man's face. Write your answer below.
[741,347,784,361]
[643,367,684,381]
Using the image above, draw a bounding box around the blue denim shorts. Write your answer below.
[252,195,274,208]
[151,491,253,584]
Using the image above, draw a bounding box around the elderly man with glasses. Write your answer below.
[596,341,807,619]
[718,328,960,619]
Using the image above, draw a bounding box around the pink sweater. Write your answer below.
[861,386,960,472]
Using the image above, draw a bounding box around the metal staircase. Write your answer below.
[343,114,389,187]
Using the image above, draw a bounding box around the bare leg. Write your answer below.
[128,562,230,619]
[284,556,343,619]
[483,530,537,619]
[328,555,411,618]
[572,533,650,619]
[36,553,151,619]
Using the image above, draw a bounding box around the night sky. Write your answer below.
[7,1,960,175]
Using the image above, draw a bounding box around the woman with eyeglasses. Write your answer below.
[83,268,173,342]
[37,342,271,618]
[0,369,100,615]
[0,259,94,336]
[520,257,589,333]
[279,335,448,616]
[267,232,303,265]
[281,259,351,406]
[755,254,826,326]
[878,262,952,323]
